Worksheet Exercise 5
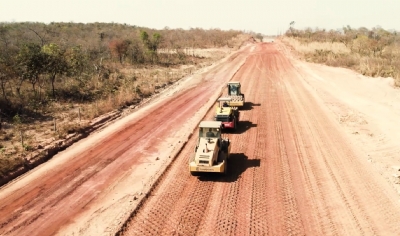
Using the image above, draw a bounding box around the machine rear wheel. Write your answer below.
[223,156,228,175]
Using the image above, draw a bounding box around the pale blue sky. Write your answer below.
[0,0,398,35]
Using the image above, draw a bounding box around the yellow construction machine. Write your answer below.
[189,121,231,176]
[226,81,245,108]
[214,97,239,130]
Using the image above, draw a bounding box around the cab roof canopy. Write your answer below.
[217,97,232,102]
[228,81,240,84]
[199,121,222,128]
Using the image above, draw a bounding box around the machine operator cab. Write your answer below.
[216,97,232,110]
[199,121,221,139]
[227,81,241,96]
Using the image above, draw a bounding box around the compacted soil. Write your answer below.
[1,41,400,236]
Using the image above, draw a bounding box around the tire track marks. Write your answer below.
[121,42,400,236]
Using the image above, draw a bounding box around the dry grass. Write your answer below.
[358,57,395,77]
[283,37,350,54]
[282,37,400,82]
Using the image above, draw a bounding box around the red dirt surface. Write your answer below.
[120,43,400,235]
[1,41,400,236]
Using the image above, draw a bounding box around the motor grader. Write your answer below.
[226,81,245,109]
[189,121,231,176]
[214,97,239,130]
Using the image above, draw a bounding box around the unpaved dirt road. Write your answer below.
[120,42,400,235]
[1,41,400,236]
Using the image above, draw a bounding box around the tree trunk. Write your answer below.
[16,77,24,97]
[51,73,56,98]
[1,81,8,102]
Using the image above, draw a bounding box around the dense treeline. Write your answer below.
[0,22,242,117]
[284,26,400,84]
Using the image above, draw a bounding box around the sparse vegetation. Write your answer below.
[0,22,252,179]
[283,26,400,85]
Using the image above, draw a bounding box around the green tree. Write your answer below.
[42,43,68,98]
[140,31,162,63]
[66,45,88,77]
[16,43,46,96]
[255,33,263,41]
